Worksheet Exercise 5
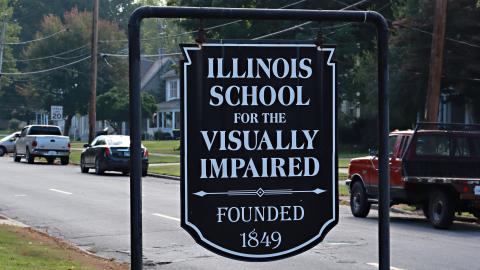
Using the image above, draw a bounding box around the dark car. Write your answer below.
[80,135,149,176]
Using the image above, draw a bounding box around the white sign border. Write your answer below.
[183,43,337,259]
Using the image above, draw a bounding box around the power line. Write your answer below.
[98,0,308,43]
[6,29,67,45]
[390,19,480,49]
[333,0,480,49]
[3,44,91,62]
[100,52,182,58]
[3,71,53,81]
[0,55,90,75]
[252,0,370,40]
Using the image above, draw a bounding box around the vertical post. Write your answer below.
[128,17,143,270]
[425,0,448,123]
[157,113,160,129]
[377,24,390,270]
[88,0,99,143]
[0,15,6,88]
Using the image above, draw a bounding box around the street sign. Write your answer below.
[51,106,63,121]
[180,42,338,261]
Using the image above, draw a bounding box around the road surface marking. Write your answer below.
[367,263,405,270]
[14,194,26,196]
[152,213,180,221]
[49,189,72,195]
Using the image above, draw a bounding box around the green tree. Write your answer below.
[137,0,194,58]
[10,0,139,41]
[0,1,26,122]
[351,0,480,126]
[167,0,395,102]
[20,7,128,134]
[97,88,158,134]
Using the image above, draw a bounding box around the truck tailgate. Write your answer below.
[35,136,69,150]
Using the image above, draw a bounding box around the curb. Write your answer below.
[371,204,415,214]
[147,173,180,181]
[0,214,30,228]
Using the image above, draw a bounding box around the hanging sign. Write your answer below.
[180,42,338,261]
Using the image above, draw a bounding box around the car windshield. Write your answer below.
[105,136,130,146]
[29,126,62,136]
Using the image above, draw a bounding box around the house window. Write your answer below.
[170,81,177,98]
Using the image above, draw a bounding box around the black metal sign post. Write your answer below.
[128,6,389,269]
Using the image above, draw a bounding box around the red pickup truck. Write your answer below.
[346,123,480,229]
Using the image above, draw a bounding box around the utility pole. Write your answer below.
[0,15,7,88]
[88,0,99,143]
[425,0,448,123]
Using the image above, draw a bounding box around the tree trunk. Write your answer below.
[64,114,73,137]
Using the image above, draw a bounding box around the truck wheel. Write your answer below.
[142,168,148,177]
[429,189,455,229]
[0,146,5,157]
[26,148,34,164]
[46,157,55,164]
[80,156,89,173]
[13,148,21,162]
[423,201,430,219]
[122,170,130,175]
[95,158,104,175]
[350,181,371,217]
[60,157,69,165]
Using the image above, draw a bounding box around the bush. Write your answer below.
[154,131,171,140]
[9,118,21,131]
[142,132,147,140]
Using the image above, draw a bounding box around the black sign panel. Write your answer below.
[180,42,338,261]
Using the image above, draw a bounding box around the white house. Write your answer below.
[146,68,180,136]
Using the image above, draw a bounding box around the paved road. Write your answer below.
[0,157,479,269]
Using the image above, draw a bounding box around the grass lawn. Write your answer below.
[0,224,128,269]
[148,165,180,177]
[338,159,351,168]
[149,155,180,164]
[70,141,87,149]
[141,141,180,155]
[0,136,4,140]
[68,150,179,164]
[338,185,350,197]
[69,150,82,164]
[70,140,181,155]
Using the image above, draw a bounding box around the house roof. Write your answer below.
[141,57,173,88]
[157,98,180,109]
[162,69,179,78]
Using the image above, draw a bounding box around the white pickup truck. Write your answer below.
[13,125,70,164]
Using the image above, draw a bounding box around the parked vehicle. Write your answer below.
[0,132,21,156]
[80,135,149,176]
[346,123,480,229]
[13,125,70,164]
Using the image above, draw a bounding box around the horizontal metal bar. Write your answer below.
[129,6,388,30]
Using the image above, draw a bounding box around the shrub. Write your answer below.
[154,131,171,140]
[9,118,21,131]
